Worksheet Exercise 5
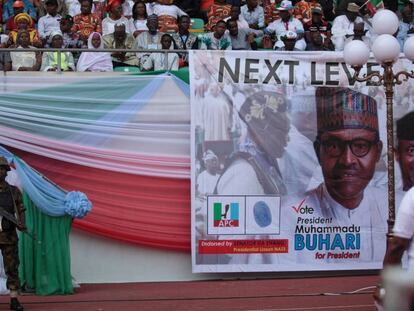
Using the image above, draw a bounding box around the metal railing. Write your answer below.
[2,47,190,73]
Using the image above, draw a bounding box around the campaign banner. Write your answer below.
[190,50,413,272]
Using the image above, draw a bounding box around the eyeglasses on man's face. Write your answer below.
[318,138,379,158]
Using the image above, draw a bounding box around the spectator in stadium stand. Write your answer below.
[171,15,198,67]
[3,0,36,31]
[151,0,188,33]
[41,30,75,71]
[71,0,102,46]
[293,0,321,23]
[304,7,332,49]
[396,112,414,192]
[8,13,42,47]
[223,5,249,29]
[10,30,41,71]
[240,0,264,29]
[345,22,370,47]
[305,30,332,50]
[200,19,232,49]
[277,30,300,50]
[175,0,201,17]
[134,14,163,70]
[38,0,62,44]
[103,22,138,67]
[331,2,367,51]
[102,0,129,35]
[0,44,12,71]
[205,0,231,31]
[76,32,113,71]
[37,0,67,18]
[4,0,34,33]
[127,0,149,37]
[226,19,262,50]
[141,33,179,71]
[59,15,83,48]
[263,0,281,26]
[397,5,414,51]
[264,0,306,50]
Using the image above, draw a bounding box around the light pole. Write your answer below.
[343,10,414,242]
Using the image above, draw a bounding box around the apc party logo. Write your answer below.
[207,196,245,235]
[213,202,239,227]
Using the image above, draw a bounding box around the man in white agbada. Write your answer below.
[135,14,164,70]
[196,150,219,198]
[216,91,289,196]
[284,87,390,266]
[331,2,368,51]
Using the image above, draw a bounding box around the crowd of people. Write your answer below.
[0,0,411,72]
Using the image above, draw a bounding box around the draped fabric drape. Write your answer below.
[0,72,192,251]
[19,193,73,295]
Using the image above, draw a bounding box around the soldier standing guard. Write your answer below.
[0,156,26,311]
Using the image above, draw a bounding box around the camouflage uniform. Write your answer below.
[0,183,25,291]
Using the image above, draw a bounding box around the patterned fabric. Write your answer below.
[9,29,41,46]
[158,15,179,32]
[199,32,231,50]
[171,32,198,62]
[303,19,332,36]
[71,13,102,39]
[294,1,321,23]
[205,4,231,31]
[315,87,378,133]
[264,4,280,25]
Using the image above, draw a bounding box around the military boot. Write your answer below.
[10,297,23,311]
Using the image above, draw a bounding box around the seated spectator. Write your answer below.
[331,2,366,51]
[3,0,36,30]
[10,30,41,71]
[304,7,331,46]
[398,5,414,51]
[71,0,102,46]
[241,0,264,29]
[135,14,164,69]
[142,33,178,71]
[65,0,101,18]
[8,13,42,47]
[200,19,232,49]
[306,30,332,50]
[41,30,75,71]
[344,22,370,46]
[0,43,12,71]
[38,0,62,43]
[77,32,113,71]
[4,0,35,33]
[127,1,148,37]
[265,0,306,50]
[152,0,188,33]
[102,0,129,35]
[264,0,280,26]
[224,5,249,29]
[37,0,67,18]
[227,19,262,50]
[277,30,300,50]
[60,15,82,47]
[175,0,201,18]
[205,0,231,31]
[103,22,138,67]
[171,15,198,66]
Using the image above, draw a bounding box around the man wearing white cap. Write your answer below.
[196,150,220,197]
[331,2,368,51]
[264,0,306,51]
[278,30,301,50]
